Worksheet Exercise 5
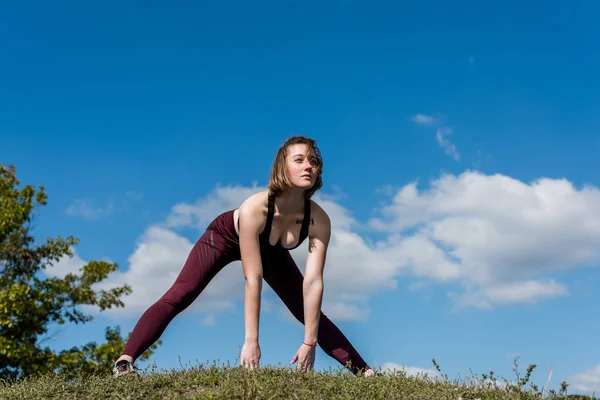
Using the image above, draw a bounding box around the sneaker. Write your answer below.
[112,359,136,377]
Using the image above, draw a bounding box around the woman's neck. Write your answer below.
[274,188,305,215]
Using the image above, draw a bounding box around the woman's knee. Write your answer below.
[160,282,198,309]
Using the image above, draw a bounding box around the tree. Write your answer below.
[0,164,159,380]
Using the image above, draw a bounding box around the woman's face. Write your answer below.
[286,143,318,189]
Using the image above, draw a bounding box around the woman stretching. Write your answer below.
[113,136,374,377]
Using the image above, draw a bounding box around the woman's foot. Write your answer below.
[363,368,376,377]
[112,355,136,377]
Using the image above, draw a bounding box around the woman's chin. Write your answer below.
[292,182,314,190]
[292,183,313,190]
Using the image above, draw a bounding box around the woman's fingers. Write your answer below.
[241,358,260,370]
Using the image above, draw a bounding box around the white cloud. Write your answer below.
[54,170,600,323]
[166,183,262,230]
[369,171,600,308]
[569,365,600,394]
[411,113,436,125]
[46,250,87,278]
[409,113,460,160]
[435,128,460,160]
[66,197,115,220]
[451,279,568,311]
[380,362,440,379]
[65,191,144,220]
[317,301,369,322]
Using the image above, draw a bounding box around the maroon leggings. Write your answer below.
[123,210,370,375]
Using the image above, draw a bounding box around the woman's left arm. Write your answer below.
[302,208,330,345]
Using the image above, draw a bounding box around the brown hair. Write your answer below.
[268,135,323,199]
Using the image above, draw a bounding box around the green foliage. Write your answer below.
[0,164,159,380]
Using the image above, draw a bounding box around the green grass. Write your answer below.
[0,358,596,399]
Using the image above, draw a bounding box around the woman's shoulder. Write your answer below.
[308,197,327,217]
[235,190,270,234]
[308,198,331,236]
[238,190,270,217]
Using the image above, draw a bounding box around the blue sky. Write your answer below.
[2,0,600,394]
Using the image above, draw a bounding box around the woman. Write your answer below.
[113,136,375,377]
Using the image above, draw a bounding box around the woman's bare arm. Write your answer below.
[238,195,266,343]
[302,203,330,345]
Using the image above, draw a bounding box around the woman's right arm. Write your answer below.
[238,197,265,345]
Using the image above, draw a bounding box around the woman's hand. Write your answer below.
[240,339,261,370]
[291,343,316,372]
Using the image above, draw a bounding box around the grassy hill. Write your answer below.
[0,359,595,399]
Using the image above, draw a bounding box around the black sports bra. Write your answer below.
[238,194,311,250]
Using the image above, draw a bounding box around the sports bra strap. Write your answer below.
[263,194,276,239]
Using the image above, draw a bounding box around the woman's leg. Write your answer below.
[121,229,236,362]
[262,249,371,375]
